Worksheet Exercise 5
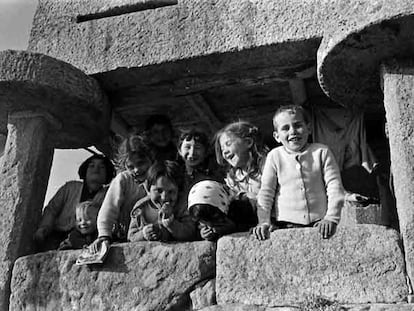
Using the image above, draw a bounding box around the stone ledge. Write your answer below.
[9,241,216,311]
[200,303,414,311]
[216,225,407,307]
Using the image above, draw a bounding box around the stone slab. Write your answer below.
[9,241,216,311]
[317,0,414,107]
[382,61,414,295]
[216,225,407,307]
[190,278,216,310]
[340,200,384,226]
[200,304,414,311]
[0,50,109,148]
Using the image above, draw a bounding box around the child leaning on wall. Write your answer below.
[128,160,197,242]
[214,121,268,230]
[59,201,99,250]
[188,180,237,241]
[89,135,153,252]
[253,105,345,241]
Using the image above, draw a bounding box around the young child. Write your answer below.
[89,135,153,252]
[59,201,99,250]
[34,154,115,251]
[253,105,345,240]
[178,127,224,190]
[214,121,267,229]
[188,180,237,241]
[128,160,197,242]
[144,114,177,162]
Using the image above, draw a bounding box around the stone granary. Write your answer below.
[0,0,414,310]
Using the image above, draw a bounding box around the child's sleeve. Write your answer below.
[257,151,278,225]
[160,197,197,241]
[322,147,345,224]
[97,174,126,239]
[38,182,71,233]
[127,198,148,242]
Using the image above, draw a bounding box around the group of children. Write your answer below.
[36,105,345,254]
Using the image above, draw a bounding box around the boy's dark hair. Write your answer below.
[177,128,210,149]
[272,105,311,130]
[189,203,227,223]
[146,160,184,190]
[78,154,115,184]
[145,114,173,132]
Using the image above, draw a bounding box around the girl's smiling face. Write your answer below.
[219,132,252,169]
[149,176,179,208]
[179,138,207,168]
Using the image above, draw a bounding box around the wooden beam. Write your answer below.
[294,66,316,79]
[288,79,307,106]
[77,0,177,22]
[185,94,222,133]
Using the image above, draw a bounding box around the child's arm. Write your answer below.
[127,198,149,242]
[96,174,127,239]
[322,147,345,225]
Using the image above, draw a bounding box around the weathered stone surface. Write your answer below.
[190,278,216,310]
[200,304,297,311]
[0,115,54,311]
[0,50,109,148]
[317,0,414,107]
[382,61,414,293]
[10,241,216,311]
[216,226,407,307]
[201,303,414,311]
[340,200,384,226]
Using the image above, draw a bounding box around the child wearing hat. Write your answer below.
[188,180,238,241]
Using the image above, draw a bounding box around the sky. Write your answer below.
[0,0,95,203]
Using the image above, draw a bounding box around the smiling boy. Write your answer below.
[253,105,345,240]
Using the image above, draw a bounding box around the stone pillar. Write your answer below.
[0,112,55,311]
[382,60,414,287]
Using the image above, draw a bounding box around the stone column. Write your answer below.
[0,112,56,310]
[382,60,414,286]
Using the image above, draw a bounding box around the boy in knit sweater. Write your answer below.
[253,105,344,240]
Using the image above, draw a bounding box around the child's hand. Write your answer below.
[314,220,337,239]
[159,202,174,219]
[200,226,217,241]
[252,224,270,240]
[34,227,49,242]
[143,224,161,241]
[89,237,110,254]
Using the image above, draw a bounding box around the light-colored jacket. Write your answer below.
[257,143,344,225]
[97,171,148,239]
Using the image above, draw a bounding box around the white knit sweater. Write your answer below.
[257,143,344,225]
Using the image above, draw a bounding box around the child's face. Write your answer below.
[149,176,179,208]
[273,110,310,153]
[76,208,98,235]
[179,138,207,168]
[219,132,252,169]
[85,158,107,185]
[125,154,152,183]
[197,208,235,233]
[149,124,172,148]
